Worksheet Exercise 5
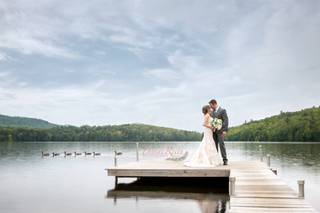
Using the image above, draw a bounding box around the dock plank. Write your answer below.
[108,160,230,177]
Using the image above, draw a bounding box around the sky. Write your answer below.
[0,0,320,131]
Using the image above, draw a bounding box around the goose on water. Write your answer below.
[64,151,72,156]
[84,151,92,156]
[52,152,60,157]
[41,151,50,157]
[74,152,82,156]
[93,152,101,156]
[114,150,122,156]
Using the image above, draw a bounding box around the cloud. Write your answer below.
[0,1,77,58]
[0,52,7,61]
[143,68,181,81]
[0,33,77,59]
[0,0,320,131]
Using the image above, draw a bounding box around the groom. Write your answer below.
[209,99,229,165]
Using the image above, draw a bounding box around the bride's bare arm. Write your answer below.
[203,114,213,129]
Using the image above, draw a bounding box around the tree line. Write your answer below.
[0,124,201,142]
[2,106,319,142]
[225,106,320,142]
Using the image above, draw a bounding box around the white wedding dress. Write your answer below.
[184,116,222,167]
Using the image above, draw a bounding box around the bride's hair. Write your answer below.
[202,105,211,115]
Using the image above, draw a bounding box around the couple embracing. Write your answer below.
[184,99,229,167]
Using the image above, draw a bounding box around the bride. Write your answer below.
[184,105,222,167]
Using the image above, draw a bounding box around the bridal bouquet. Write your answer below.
[211,118,222,130]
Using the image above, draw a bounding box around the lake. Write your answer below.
[0,142,319,213]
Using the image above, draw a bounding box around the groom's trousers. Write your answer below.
[213,133,228,162]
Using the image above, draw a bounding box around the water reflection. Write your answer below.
[106,177,229,213]
[0,142,319,212]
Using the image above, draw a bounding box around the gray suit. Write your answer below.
[211,107,228,162]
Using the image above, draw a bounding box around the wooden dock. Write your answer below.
[107,160,317,212]
[227,161,316,213]
[108,160,230,177]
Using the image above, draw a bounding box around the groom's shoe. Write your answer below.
[223,160,228,165]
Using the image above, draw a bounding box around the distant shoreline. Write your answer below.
[1,106,320,142]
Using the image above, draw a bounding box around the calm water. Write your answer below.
[0,142,319,213]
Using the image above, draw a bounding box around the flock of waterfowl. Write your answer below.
[41,151,102,157]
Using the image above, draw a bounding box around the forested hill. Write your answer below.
[0,122,201,142]
[0,114,57,129]
[226,106,320,142]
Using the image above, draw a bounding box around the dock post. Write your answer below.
[259,145,263,162]
[298,180,305,198]
[267,154,271,167]
[136,142,139,162]
[115,176,118,186]
[229,177,236,196]
[114,152,118,167]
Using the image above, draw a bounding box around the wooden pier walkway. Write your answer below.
[226,161,316,212]
[107,160,317,212]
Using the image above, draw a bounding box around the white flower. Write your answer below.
[211,118,222,130]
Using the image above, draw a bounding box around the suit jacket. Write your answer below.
[211,107,229,133]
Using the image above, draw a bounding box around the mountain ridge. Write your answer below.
[0,114,57,129]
